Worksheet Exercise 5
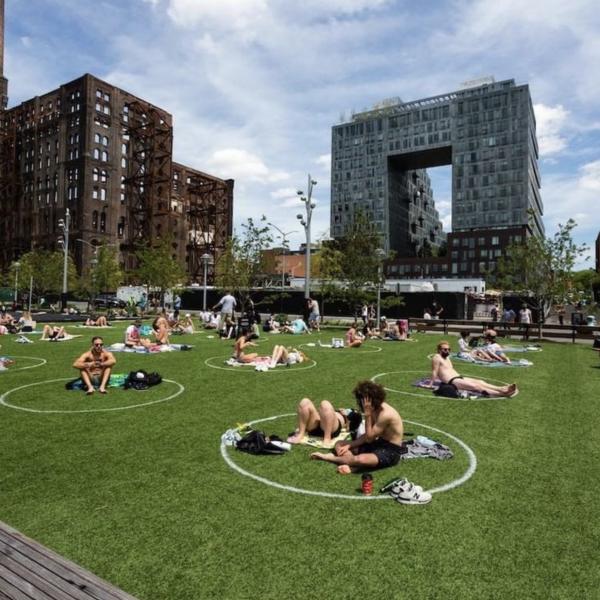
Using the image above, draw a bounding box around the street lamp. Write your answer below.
[201,253,214,311]
[296,174,317,299]
[375,248,387,327]
[268,223,298,292]
[13,262,20,306]
[58,208,71,311]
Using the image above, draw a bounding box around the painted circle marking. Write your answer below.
[0,378,185,414]
[221,413,476,499]
[299,342,382,354]
[0,356,47,372]
[371,370,515,402]
[205,356,317,373]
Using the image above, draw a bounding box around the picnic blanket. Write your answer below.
[41,334,82,342]
[453,353,532,367]
[501,345,542,353]
[65,373,129,390]
[75,325,113,329]
[107,342,193,353]
[225,356,274,371]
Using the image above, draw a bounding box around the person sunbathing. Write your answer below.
[480,330,511,363]
[173,314,194,335]
[311,380,405,473]
[152,313,170,345]
[430,341,518,397]
[268,345,307,367]
[345,324,364,348]
[72,336,116,395]
[85,315,109,327]
[233,332,259,363]
[287,397,363,448]
[457,331,494,362]
[41,324,66,341]
[281,318,310,335]
[124,320,152,348]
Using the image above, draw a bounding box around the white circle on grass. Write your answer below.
[371,370,515,402]
[221,413,476,500]
[0,377,184,414]
[0,356,47,372]
[205,356,317,373]
[299,342,382,354]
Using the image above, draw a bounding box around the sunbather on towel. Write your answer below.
[287,398,363,448]
[311,380,405,474]
[85,314,109,327]
[41,324,66,341]
[458,331,494,362]
[72,336,116,395]
[430,341,518,397]
[481,329,511,363]
[268,345,307,367]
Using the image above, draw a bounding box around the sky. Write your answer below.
[5,0,600,268]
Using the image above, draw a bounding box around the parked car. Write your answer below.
[93,294,126,309]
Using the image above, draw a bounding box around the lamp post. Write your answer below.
[201,253,213,311]
[296,174,317,299]
[268,223,298,292]
[13,261,20,306]
[375,248,387,327]
[58,208,71,311]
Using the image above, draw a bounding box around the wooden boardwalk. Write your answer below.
[0,520,139,600]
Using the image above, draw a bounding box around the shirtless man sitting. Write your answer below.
[430,341,518,397]
[287,398,362,448]
[311,380,405,473]
[72,336,116,395]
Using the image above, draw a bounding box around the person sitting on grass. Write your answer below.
[152,313,170,345]
[311,380,405,473]
[174,313,194,335]
[287,397,363,448]
[481,329,511,364]
[429,341,517,397]
[85,314,109,327]
[233,331,259,363]
[281,317,311,335]
[345,323,364,347]
[41,324,67,341]
[268,345,307,367]
[72,336,116,395]
[124,319,152,349]
[457,330,494,363]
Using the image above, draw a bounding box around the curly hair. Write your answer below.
[352,380,386,410]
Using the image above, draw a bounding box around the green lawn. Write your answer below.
[1,325,599,599]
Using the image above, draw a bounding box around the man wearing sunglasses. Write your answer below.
[73,336,116,395]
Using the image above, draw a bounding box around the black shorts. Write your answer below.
[308,422,342,439]
[448,376,464,385]
[356,438,405,468]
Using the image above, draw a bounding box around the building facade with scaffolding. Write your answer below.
[0,70,233,283]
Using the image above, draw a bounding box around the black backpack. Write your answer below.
[434,382,460,398]
[124,370,162,390]
[235,430,286,455]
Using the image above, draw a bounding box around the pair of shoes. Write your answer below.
[388,478,432,505]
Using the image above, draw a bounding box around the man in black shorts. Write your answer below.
[287,398,362,448]
[311,380,405,473]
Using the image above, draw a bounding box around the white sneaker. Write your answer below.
[390,479,432,505]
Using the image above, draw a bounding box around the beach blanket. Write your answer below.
[41,334,82,342]
[412,377,487,399]
[107,343,193,353]
[75,325,113,329]
[453,353,532,367]
[501,345,542,353]
[65,373,128,390]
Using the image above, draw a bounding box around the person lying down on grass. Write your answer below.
[287,397,363,448]
[430,340,518,397]
[311,380,406,474]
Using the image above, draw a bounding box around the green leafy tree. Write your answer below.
[11,249,78,301]
[133,237,186,303]
[495,219,588,324]
[214,216,273,310]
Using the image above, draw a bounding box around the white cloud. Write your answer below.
[579,160,600,192]
[166,0,268,31]
[316,153,331,171]
[534,103,570,156]
[206,148,289,184]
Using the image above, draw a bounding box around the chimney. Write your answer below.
[0,0,8,109]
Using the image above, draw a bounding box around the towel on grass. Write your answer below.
[412,377,513,399]
[107,343,193,353]
[453,353,532,367]
[297,429,350,449]
[41,334,82,342]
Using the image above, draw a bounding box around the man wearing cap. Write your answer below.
[287,397,363,449]
[124,319,152,349]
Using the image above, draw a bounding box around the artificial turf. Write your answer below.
[1,325,599,599]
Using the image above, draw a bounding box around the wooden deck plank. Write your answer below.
[0,564,38,599]
[0,522,139,600]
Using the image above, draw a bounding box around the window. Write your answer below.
[92,211,98,229]
[94,133,101,144]
[93,148,100,160]
[100,213,106,232]
[101,151,108,162]
[491,236,499,245]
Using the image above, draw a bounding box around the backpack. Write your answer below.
[235,430,287,455]
[124,370,162,390]
[434,382,460,398]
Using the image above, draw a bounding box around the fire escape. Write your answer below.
[122,101,173,268]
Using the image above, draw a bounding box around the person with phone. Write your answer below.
[310,380,404,473]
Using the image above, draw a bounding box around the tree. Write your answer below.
[11,249,78,300]
[94,246,124,293]
[134,237,186,303]
[213,216,273,310]
[495,219,588,323]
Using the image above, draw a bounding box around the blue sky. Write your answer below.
[6,0,600,267]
